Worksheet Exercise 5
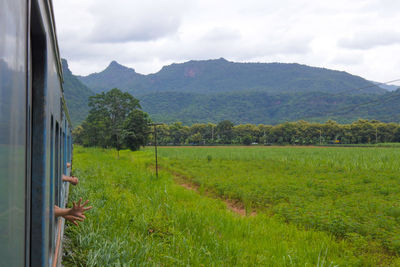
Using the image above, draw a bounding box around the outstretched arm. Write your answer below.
[54,198,92,219]
[62,175,79,185]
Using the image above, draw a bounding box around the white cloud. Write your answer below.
[330,52,364,66]
[339,31,400,50]
[53,0,400,82]
[87,0,187,43]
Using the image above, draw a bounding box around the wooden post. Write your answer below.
[149,123,162,178]
[154,124,158,178]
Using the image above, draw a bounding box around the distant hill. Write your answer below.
[371,81,400,92]
[77,61,146,94]
[62,58,400,125]
[78,58,385,95]
[62,59,94,126]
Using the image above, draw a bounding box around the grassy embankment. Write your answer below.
[62,146,393,266]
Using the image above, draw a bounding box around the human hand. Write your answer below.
[69,198,92,219]
[67,162,71,168]
[62,175,79,185]
[64,215,84,226]
[69,176,79,185]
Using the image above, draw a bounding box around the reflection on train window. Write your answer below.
[49,116,55,260]
[63,131,66,174]
[55,122,59,206]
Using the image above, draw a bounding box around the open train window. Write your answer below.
[49,116,55,263]
[30,0,49,265]
[63,131,66,174]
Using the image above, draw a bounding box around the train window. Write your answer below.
[63,131,66,174]
[30,0,50,265]
[60,128,64,176]
[49,116,55,262]
[55,123,59,206]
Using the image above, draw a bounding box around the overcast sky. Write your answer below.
[54,0,400,84]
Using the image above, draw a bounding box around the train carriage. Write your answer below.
[0,0,73,266]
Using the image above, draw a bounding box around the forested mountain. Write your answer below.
[61,59,94,126]
[139,90,400,125]
[62,58,400,126]
[78,58,385,95]
[77,61,146,94]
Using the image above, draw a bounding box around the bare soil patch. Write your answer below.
[149,165,255,217]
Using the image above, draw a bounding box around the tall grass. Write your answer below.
[154,146,400,258]
[62,146,391,266]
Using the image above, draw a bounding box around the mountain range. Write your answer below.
[61,58,400,126]
[78,58,385,95]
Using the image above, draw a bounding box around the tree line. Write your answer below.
[73,88,400,148]
[144,119,400,146]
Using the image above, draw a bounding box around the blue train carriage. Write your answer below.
[0,0,73,266]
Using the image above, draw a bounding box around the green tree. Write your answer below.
[216,120,234,144]
[80,88,146,155]
[91,88,140,154]
[242,135,252,145]
[123,110,150,151]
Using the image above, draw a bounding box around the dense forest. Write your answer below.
[139,90,400,125]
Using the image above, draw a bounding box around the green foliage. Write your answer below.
[74,88,149,152]
[147,119,400,146]
[123,110,150,151]
[242,135,252,145]
[61,59,94,126]
[139,90,400,125]
[156,146,400,257]
[63,146,393,266]
[216,120,234,144]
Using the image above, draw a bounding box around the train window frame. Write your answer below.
[30,0,49,265]
[55,122,59,206]
[49,116,55,261]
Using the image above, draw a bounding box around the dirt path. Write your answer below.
[151,165,255,217]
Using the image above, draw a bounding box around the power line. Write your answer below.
[295,78,400,119]
[351,78,400,92]
[330,91,400,116]
[323,78,400,116]
[266,77,400,117]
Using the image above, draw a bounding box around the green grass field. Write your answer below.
[64,146,400,266]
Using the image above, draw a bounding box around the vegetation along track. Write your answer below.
[153,146,400,259]
[63,146,400,266]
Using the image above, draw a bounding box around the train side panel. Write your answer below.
[31,0,68,266]
[0,0,72,266]
[0,0,29,266]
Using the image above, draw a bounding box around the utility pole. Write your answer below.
[149,123,162,178]
[211,125,214,143]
